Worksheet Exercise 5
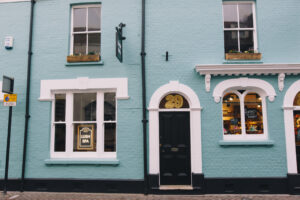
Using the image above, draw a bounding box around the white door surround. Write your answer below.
[283,80,300,174]
[148,81,202,177]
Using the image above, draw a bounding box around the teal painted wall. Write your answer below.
[145,0,300,178]
[0,0,300,181]
[0,2,30,179]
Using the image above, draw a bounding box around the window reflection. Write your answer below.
[244,93,263,134]
[223,93,242,135]
[294,92,300,106]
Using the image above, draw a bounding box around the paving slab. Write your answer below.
[1,192,300,200]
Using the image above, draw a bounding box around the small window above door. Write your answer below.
[159,93,189,109]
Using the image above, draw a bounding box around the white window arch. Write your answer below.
[213,78,276,141]
[283,80,300,173]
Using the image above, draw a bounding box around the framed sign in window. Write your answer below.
[77,125,95,151]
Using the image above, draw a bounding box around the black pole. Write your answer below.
[3,106,13,195]
[141,0,148,195]
[20,0,35,192]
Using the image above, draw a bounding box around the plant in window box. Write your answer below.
[67,52,100,63]
[225,49,262,60]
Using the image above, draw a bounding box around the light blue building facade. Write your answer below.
[1,0,300,194]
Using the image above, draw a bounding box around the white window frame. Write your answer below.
[50,90,117,159]
[222,89,268,141]
[70,4,101,55]
[223,1,258,52]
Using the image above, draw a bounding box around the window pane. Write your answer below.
[223,4,238,28]
[223,93,242,135]
[294,111,300,146]
[104,93,116,121]
[88,7,101,31]
[73,34,87,55]
[73,8,86,32]
[88,33,101,55]
[239,4,253,28]
[105,123,116,152]
[55,124,66,152]
[240,30,254,52]
[73,93,96,121]
[55,94,65,122]
[73,124,96,152]
[244,93,264,134]
[224,31,238,53]
[294,92,300,106]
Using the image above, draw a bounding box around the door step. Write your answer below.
[159,185,193,190]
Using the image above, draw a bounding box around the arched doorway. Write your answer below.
[148,81,202,188]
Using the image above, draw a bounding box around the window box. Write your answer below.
[225,53,261,60]
[67,54,100,63]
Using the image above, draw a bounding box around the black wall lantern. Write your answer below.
[116,23,126,63]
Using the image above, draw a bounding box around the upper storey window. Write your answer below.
[70,4,101,58]
[223,2,257,53]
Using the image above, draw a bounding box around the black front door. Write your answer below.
[159,112,191,185]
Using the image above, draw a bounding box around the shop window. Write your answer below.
[68,4,101,62]
[294,92,300,146]
[222,90,266,140]
[223,2,257,53]
[159,93,189,109]
[52,91,116,158]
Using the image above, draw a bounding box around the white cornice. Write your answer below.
[195,63,300,92]
[195,63,300,76]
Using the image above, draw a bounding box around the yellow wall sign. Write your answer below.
[3,94,17,107]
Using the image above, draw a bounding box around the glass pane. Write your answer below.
[55,94,65,122]
[240,30,254,52]
[104,93,116,121]
[223,93,242,135]
[244,93,264,134]
[73,8,86,32]
[223,4,238,28]
[88,33,101,55]
[73,123,96,152]
[239,4,253,28]
[294,92,300,106]
[294,111,300,146]
[159,93,189,109]
[88,7,101,31]
[73,93,96,121]
[224,31,238,53]
[55,124,66,152]
[105,123,116,152]
[73,34,87,55]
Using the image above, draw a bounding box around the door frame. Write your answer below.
[148,81,202,186]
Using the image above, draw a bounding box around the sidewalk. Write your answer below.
[1,192,300,200]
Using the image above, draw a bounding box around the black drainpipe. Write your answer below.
[20,0,35,192]
[141,0,148,195]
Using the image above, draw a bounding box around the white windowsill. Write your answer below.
[44,158,119,166]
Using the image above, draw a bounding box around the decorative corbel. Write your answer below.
[278,73,285,92]
[205,74,211,92]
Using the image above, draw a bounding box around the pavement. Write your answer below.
[1,192,300,200]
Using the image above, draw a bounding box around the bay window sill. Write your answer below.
[44,158,119,166]
[65,60,104,67]
[219,140,274,146]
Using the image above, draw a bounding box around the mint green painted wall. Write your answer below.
[0,2,30,178]
[145,0,300,178]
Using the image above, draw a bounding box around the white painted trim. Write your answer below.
[39,77,129,101]
[195,63,300,76]
[283,80,300,173]
[213,78,276,103]
[148,81,202,181]
[0,0,29,3]
[0,81,3,102]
